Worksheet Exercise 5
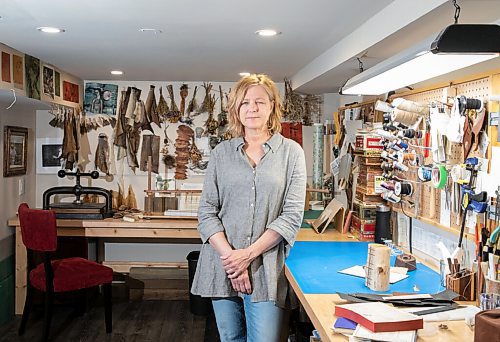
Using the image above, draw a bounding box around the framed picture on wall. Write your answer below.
[36,138,63,174]
[3,126,28,177]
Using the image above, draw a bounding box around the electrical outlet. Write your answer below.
[18,178,25,195]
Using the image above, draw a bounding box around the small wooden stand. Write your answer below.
[143,156,201,219]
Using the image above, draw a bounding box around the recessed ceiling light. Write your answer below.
[255,29,281,37]
[139,28,163,34]
[239,72,251,77]
[110,70,124,75]
[37,26,65,34]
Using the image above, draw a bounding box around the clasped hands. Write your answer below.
[221,248,254,294]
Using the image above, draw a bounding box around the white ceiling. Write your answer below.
[0,0,499,94]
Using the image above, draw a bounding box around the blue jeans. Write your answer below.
[212,295,289,342]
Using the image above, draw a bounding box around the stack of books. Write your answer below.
[334,302,422,342]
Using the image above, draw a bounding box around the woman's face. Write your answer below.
[238,85,273,133]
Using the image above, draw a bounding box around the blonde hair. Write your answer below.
[227,74,282,137]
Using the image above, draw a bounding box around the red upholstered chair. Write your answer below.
[17,203,113,341]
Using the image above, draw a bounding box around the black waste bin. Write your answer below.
[187,251,212,316]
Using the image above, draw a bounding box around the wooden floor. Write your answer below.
[0,299,220,342]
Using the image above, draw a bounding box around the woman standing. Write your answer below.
[191,74,307,342]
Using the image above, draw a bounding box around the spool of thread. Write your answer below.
[383,123,397,131]
[387,142,402,152]
[381,182,395,191]
[393,161,409,172]
[395,139,409,151]
[381,191,401,203]
[395,254,417,271]
[391,108,421,126]
[398,150,417,165]
[365,243,391,291]
[395,181,413,196]
[382,171,395,180]
[432,165,447,189]
[461,96,483,111]
[393,98,429,116]
[417,166,432,182]
[375,100,394,113]
[380,162,393,171]
[376,129,397,140]
[381,151,399,161]
[398,129,422,139]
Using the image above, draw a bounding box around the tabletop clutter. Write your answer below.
[330,242,494,341]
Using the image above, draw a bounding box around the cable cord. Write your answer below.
[6,89,16,109]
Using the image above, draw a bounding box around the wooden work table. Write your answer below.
[285,242,475,342]
[8,214,347,315]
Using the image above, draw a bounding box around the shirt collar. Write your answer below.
[234,133,282,152]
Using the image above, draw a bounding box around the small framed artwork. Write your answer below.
[3,126,28,177]
[36,138,63,174]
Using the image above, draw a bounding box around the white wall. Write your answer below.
[35,80,288,263]
[0,94,43,259]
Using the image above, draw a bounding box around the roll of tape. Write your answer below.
[395,254,417,271]
[417,166,432,182]
[432,165,447,189]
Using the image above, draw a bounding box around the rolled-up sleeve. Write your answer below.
[267,148,306,246]
[197,149,225,243]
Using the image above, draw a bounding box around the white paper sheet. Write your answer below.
[338,265,409,284]
[353,325,416,342]
[402,305,480,322]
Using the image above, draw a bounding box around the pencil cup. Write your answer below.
[479,293,500,311]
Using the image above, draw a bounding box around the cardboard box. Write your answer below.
[355,134,384,151]
[353,200,378,220]
[351,214,375,233]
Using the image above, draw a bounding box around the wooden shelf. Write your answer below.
[144,189,202,194]
[392,206,474,242]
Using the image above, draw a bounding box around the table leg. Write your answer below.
[15,226,27,315]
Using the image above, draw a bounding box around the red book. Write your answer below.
[334,302,423,333]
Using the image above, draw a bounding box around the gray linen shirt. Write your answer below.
[191,133,306,308]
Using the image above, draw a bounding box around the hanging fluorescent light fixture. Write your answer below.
[341,24,500,96]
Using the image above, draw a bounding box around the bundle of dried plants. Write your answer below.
[283,78,304,122]
[179,84,189,115]
[198,82,213,114]
[156,86,169,121]
[186,85,199,114]
[304,94,323,124]
[166,84,181,123]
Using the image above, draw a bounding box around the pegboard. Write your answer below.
[419,183,441,221]
[447,142,464,165]
[454,77,490,101]
[394,75,494,235]
[403,88,446,105]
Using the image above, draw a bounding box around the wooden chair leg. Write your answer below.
[41,290,54,342]
[103,283,112,333]
[18,284,34,335]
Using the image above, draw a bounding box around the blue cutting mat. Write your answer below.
[286,241,444,294]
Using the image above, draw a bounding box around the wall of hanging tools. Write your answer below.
[372,71,500,268]
[34,80,288,211]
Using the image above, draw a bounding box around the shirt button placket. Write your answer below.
[248,168,257,245]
